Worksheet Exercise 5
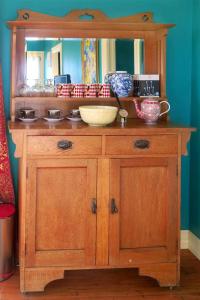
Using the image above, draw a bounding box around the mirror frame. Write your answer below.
[8,9,175,120]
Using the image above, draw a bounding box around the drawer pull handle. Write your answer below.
[91,199,97,214]
[134,139,150,149]
[57,140,73,150]
[111,198,118,214]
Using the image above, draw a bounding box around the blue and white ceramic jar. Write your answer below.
[104,72,114,85]
[104,71,133,97]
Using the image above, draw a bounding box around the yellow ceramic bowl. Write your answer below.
[79,105,118,127]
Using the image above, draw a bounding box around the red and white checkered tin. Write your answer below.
[99,84,111,98]
[72,84,88,98]
[85,84,101,98]
[56,84,63,97]
[60,84,74,97]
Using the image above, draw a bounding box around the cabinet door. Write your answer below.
[109,158,178,266]
[26,159,97,267]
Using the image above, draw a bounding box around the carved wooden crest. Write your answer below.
[16,9,153,23]
[7,9,174,30]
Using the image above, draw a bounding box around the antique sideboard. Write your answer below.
[7,9,194,292]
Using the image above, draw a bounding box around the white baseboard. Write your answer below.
[188,231,200,260]
[181,230,200,260]
[181,230,189,249]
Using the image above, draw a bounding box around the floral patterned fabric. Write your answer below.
[0,68,15,203]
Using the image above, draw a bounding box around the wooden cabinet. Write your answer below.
[9,122,194,292]
[26,158,97,268]
[109,158,177,266]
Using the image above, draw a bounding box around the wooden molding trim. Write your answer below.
[181,132,192,156]
[10,131,24,158]
[7,9,175,30]
[24,269,64,292]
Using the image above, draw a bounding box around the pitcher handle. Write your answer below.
[159,101,170,117]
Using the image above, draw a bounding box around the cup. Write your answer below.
[99,84,111,98]
[19,108,35,119]
[60,84,74,97]
[47,109,61,119]
[86,84,101,98]
[72,84,88,98]
[71,109,80,117]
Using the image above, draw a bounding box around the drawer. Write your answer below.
[105,135,178,155]
[27,136,102,155]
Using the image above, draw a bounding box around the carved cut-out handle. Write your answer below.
[64,9,108,22]
[79,13,94,20]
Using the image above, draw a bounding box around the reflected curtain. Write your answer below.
[101,39,116,81]
[134,39,144,74]
[26,51,44,86]
[0,68,15,203]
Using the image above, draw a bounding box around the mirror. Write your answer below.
[25,38,144,87]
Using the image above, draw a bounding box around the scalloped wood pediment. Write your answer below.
[7,9,174,30]
[16,9,153,23]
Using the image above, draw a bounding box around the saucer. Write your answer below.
[66,115,82,122]
[18,117,38,123]
[43,117,64,122]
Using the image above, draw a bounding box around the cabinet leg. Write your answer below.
[22,268,64,292]
[139,263,178,287]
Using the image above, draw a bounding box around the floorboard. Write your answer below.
[1,250,200,300]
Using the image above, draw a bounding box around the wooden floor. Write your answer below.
[0,250,200,300]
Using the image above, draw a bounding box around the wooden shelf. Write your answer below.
[13,96,165,102]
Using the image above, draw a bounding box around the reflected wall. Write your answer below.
[25,38,144,86]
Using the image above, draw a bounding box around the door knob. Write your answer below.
[91,198,97,214]
[111,198,118,214]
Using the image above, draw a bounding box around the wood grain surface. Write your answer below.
[0,250,200,299]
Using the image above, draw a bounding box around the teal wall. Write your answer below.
[27,40,45,52]
[62,40,82,83]
[0,0,194,229]
[116,39,134,74]
[26,40,82,82]
[190,0,200,239]
[43,40,60,80]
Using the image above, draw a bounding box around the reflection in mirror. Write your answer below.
[25,38,144,87]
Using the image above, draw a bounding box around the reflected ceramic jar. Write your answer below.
[104,71,133,97]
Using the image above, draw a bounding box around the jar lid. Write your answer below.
[116,71,127,73]
[0,203,15,218]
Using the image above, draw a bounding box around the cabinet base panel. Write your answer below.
[21,263,178,293]
[139,263,178,287]
[22,268,64,292]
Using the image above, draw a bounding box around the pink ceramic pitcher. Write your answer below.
[133,98,170,124]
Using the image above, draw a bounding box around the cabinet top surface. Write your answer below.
[8,119,195,136]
